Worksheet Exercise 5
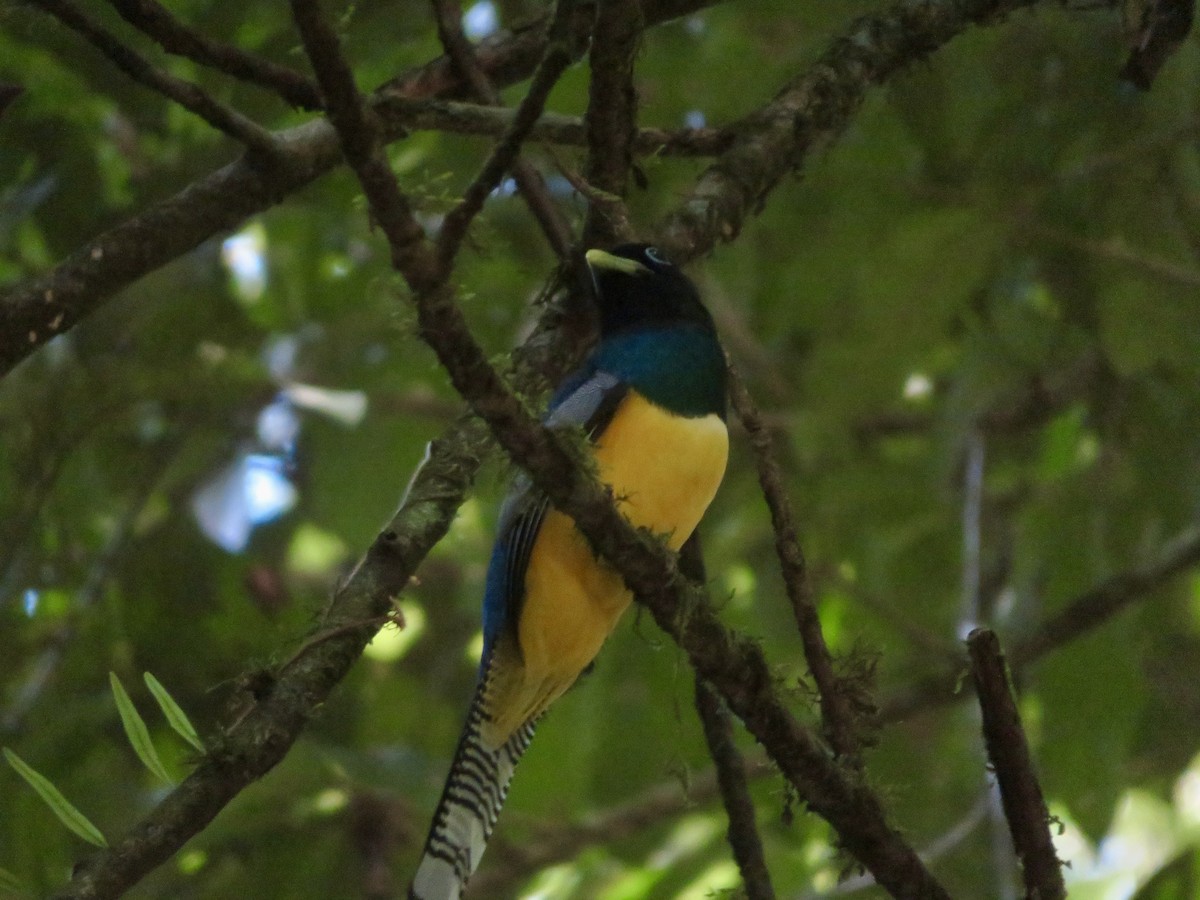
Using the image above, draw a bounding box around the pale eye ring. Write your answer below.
[643,246,670,267]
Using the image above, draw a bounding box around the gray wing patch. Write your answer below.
[546,370,623,433]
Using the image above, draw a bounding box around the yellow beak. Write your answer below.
[585,248,650,276]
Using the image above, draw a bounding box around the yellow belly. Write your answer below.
[482,391,727,745]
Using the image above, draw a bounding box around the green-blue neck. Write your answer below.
[592,325,727,419]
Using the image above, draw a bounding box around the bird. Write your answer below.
[408,243,729,900]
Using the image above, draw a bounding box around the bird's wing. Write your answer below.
[481,369,628,657]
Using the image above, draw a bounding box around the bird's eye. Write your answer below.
[643,246,670,267]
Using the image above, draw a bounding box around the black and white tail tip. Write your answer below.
[408,697,537,900]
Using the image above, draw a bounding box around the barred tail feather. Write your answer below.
[409,690,537,900]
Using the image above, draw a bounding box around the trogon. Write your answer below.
[409,243,729,900]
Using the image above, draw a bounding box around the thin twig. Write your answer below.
[28,0,279,156]
[802,791,993,897]
[967,629,1065,900]
[881,523,1200,724]
[693,680,777,899]
[681,535,776,900]
[728,365,868,764]
[1014,524,1200,665]
[1030,223,1200,288]
[581,0,643,245]
[105,0,322,109]
[958,431,986,636]
[472,754,775,895]
[289,0,433,282]
[435,0,578,268]
[377,0,715,101]
[428,0,574,259]
[375,97,732,156]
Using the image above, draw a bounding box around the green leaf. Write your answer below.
[2,748,108,848]
[144,672,205,753]
[109,673,173,784]
[1036,404,1097,482]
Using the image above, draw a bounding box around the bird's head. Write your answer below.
[585,244,716,338]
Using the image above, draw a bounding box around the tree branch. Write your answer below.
[376,97,732,156]
[653,0,1067,260]
[728,365,869,764]
[1,0,1086,377]
[693,680,777,899]
[0,122,325,377]
[27,0,279,155]
[428,0,575,259]
[682,535,776,900]
[1014,525,1200,665]
[0,0,711,376]
[378,0,714,101]
[581,0,643,245]
[289,0,433,282]
[104,0,323,110]
[435,1,578,268]
[56,417,484,899]
[881,524,1200,724]
[967,629,1065,900]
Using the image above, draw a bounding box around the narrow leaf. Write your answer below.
[109,672,173,784]
[2,748,108,847]
[143,671,205,753]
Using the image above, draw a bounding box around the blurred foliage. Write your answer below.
[2,0,1200,897]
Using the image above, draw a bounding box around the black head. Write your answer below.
[585,244,716,338]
